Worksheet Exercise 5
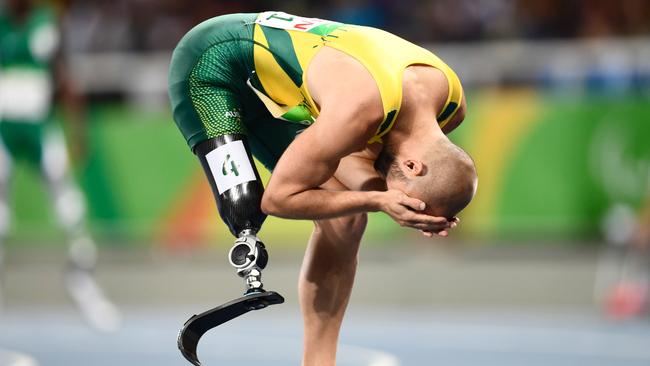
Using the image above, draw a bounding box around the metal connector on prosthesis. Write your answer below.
[227,230,269,294]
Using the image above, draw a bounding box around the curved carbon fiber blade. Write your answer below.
[177,291,284,366]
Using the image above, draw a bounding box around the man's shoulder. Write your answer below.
[308,46,385,125]
[402,66,449,113]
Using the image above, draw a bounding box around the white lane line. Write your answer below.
[338,343,401,366]
[0,349,39,366]
[384,322,650,361]
[194,333,401,366]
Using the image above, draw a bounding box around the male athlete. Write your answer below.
[169,11,477,366]
[0,0,119,331]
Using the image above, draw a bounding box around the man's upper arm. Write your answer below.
[334,148,386,192]
[265,103,380,200]
[263,44,385,207]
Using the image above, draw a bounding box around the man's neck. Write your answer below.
[386,66,447,153]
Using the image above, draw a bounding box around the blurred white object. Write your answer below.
[65,236,121,332]
[0,69,53,121]
[64,265,122,333]
[67,235,98,271]
[0,349,39,366]
[601,204,637,245]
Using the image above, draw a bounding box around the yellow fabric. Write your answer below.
[252,15,464,143]
[252,26,305,110]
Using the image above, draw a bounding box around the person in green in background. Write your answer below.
[0,0,119,331]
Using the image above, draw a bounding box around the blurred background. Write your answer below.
[1,1,649,365]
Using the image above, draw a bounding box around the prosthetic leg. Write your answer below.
[178,135,284,366]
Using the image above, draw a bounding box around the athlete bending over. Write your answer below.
[169,11,477,366]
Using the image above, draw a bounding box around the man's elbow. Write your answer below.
[261,192,282,216]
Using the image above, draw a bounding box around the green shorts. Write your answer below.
[168,13,304,171]
[0,120,46,165]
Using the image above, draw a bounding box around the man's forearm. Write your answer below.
[261,189,381,220]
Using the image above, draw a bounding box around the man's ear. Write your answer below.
[402,159,426,177]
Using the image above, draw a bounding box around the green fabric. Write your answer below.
[168,13,259,150]
[0,121,44,165]
[0,5,57,126]
[0,5,56,69]
[438,101,459,122]
[188,77,247,140]
[307,23,343,37]
[168,13,304,169]
[280,104,315,124]
[259,26,303,87]
[243,116,306,172]
[376,110,397,136]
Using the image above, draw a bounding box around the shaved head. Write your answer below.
[376,138,477,218]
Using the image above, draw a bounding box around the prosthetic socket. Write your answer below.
[195,135,269,294]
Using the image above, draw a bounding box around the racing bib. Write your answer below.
[255,11,342,36]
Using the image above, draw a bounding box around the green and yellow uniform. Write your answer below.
[0,4,59,164]
[169,11,463,170]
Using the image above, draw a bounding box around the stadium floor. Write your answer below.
[1,306,650,366]
[2,243,649,365]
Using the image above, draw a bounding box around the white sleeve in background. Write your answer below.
[30,24,60,63]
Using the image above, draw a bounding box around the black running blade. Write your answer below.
[177,291,284,366]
